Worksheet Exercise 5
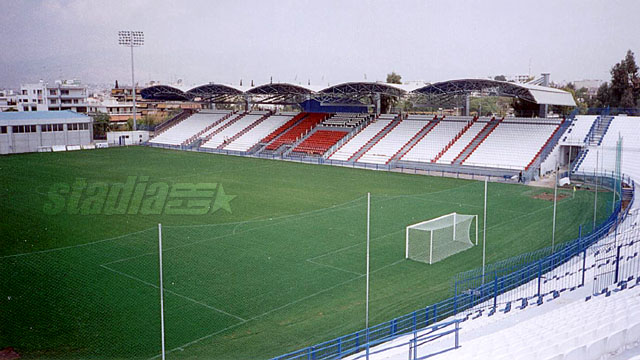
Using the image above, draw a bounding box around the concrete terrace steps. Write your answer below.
[154,110,193,138]
[256,113,310,154]
[390,119,440,164]
[218,112,273,150]
[589,116,614,146]
[349,116,402,162]
[433,117,478,163]
[282,126,323,156]
[325,116,375,159]
[573,115,612,171]
[200,112,246,145]
[183,112,235,146]
[453,117,502,165]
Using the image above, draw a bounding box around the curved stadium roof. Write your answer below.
[412,79,576,106]
[141,79,576,107]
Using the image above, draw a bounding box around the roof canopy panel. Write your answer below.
[140,79,576,107]
[246,83,316,95]
[412,79,576,106]
[320,82,408,98]
[186,83,245,98]
[140,85,190,101]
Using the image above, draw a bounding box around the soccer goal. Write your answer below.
[405,213,478,264]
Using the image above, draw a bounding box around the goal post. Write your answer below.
[405,213,478,264]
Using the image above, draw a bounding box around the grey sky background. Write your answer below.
[1,0,639,89]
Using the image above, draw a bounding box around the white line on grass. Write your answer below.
[0,228,155,260]
[306,258,364,276]
[148,256,406,359]
[99,264,247,322]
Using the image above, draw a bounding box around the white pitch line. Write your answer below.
[148,255,408,359]
[99,264,247,322]
[0,228,155,260]
[306,258,364,276]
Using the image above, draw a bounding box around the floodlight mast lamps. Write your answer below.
[118,31,144,131]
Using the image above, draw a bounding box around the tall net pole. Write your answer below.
[365,193,370,329]
[613,135,622,213]
[158,224,166,360]
[552,163,558,252]
[482,177,488,284]
[594,148,599,231]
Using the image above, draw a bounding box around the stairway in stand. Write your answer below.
[452,117,503,165]
[387,118,440,164]
[349,116,402,162]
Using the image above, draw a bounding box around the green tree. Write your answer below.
[561,83,588,114]
[92,112,110,139]
[595,82,611,108]
[381,72,402,113]
[386,72,402,84]
[607,50,639,108]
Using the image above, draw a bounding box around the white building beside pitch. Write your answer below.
[0,111,92,154]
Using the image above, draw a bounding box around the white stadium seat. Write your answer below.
[223,114,293,152]
[149,110,232,146]
[201,112,266,149]
[328,119,392,161]
[357,119,426,164]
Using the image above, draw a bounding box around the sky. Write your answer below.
[1,0,639,89]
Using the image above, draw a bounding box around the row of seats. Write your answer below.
[328,119,393,161]
[223,115,292,152]
[201,112,264,149]
[501,117,562,125]
[402,120,468,163]
[265,113,325,151]
[462,123,558,170]
[436,121,485,164]
[357,120,427,164]
[149,111,231,145]
[291,130,349,155]
[560,115,598,146]
[261,112,308,144]
[323,113,371,128]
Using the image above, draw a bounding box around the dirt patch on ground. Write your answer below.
[532,192,569,201]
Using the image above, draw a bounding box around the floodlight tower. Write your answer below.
[118,31,144,131]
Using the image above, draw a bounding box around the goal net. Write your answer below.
[405,213,477,264]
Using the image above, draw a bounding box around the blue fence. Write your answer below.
[272,173,633,360]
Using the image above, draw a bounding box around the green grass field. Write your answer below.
[0,147,613,359]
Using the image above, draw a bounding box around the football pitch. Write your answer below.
[0,147,613,359]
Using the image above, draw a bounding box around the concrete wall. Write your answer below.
[107,131,150,145]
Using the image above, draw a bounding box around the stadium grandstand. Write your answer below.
[142,78,577,181]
